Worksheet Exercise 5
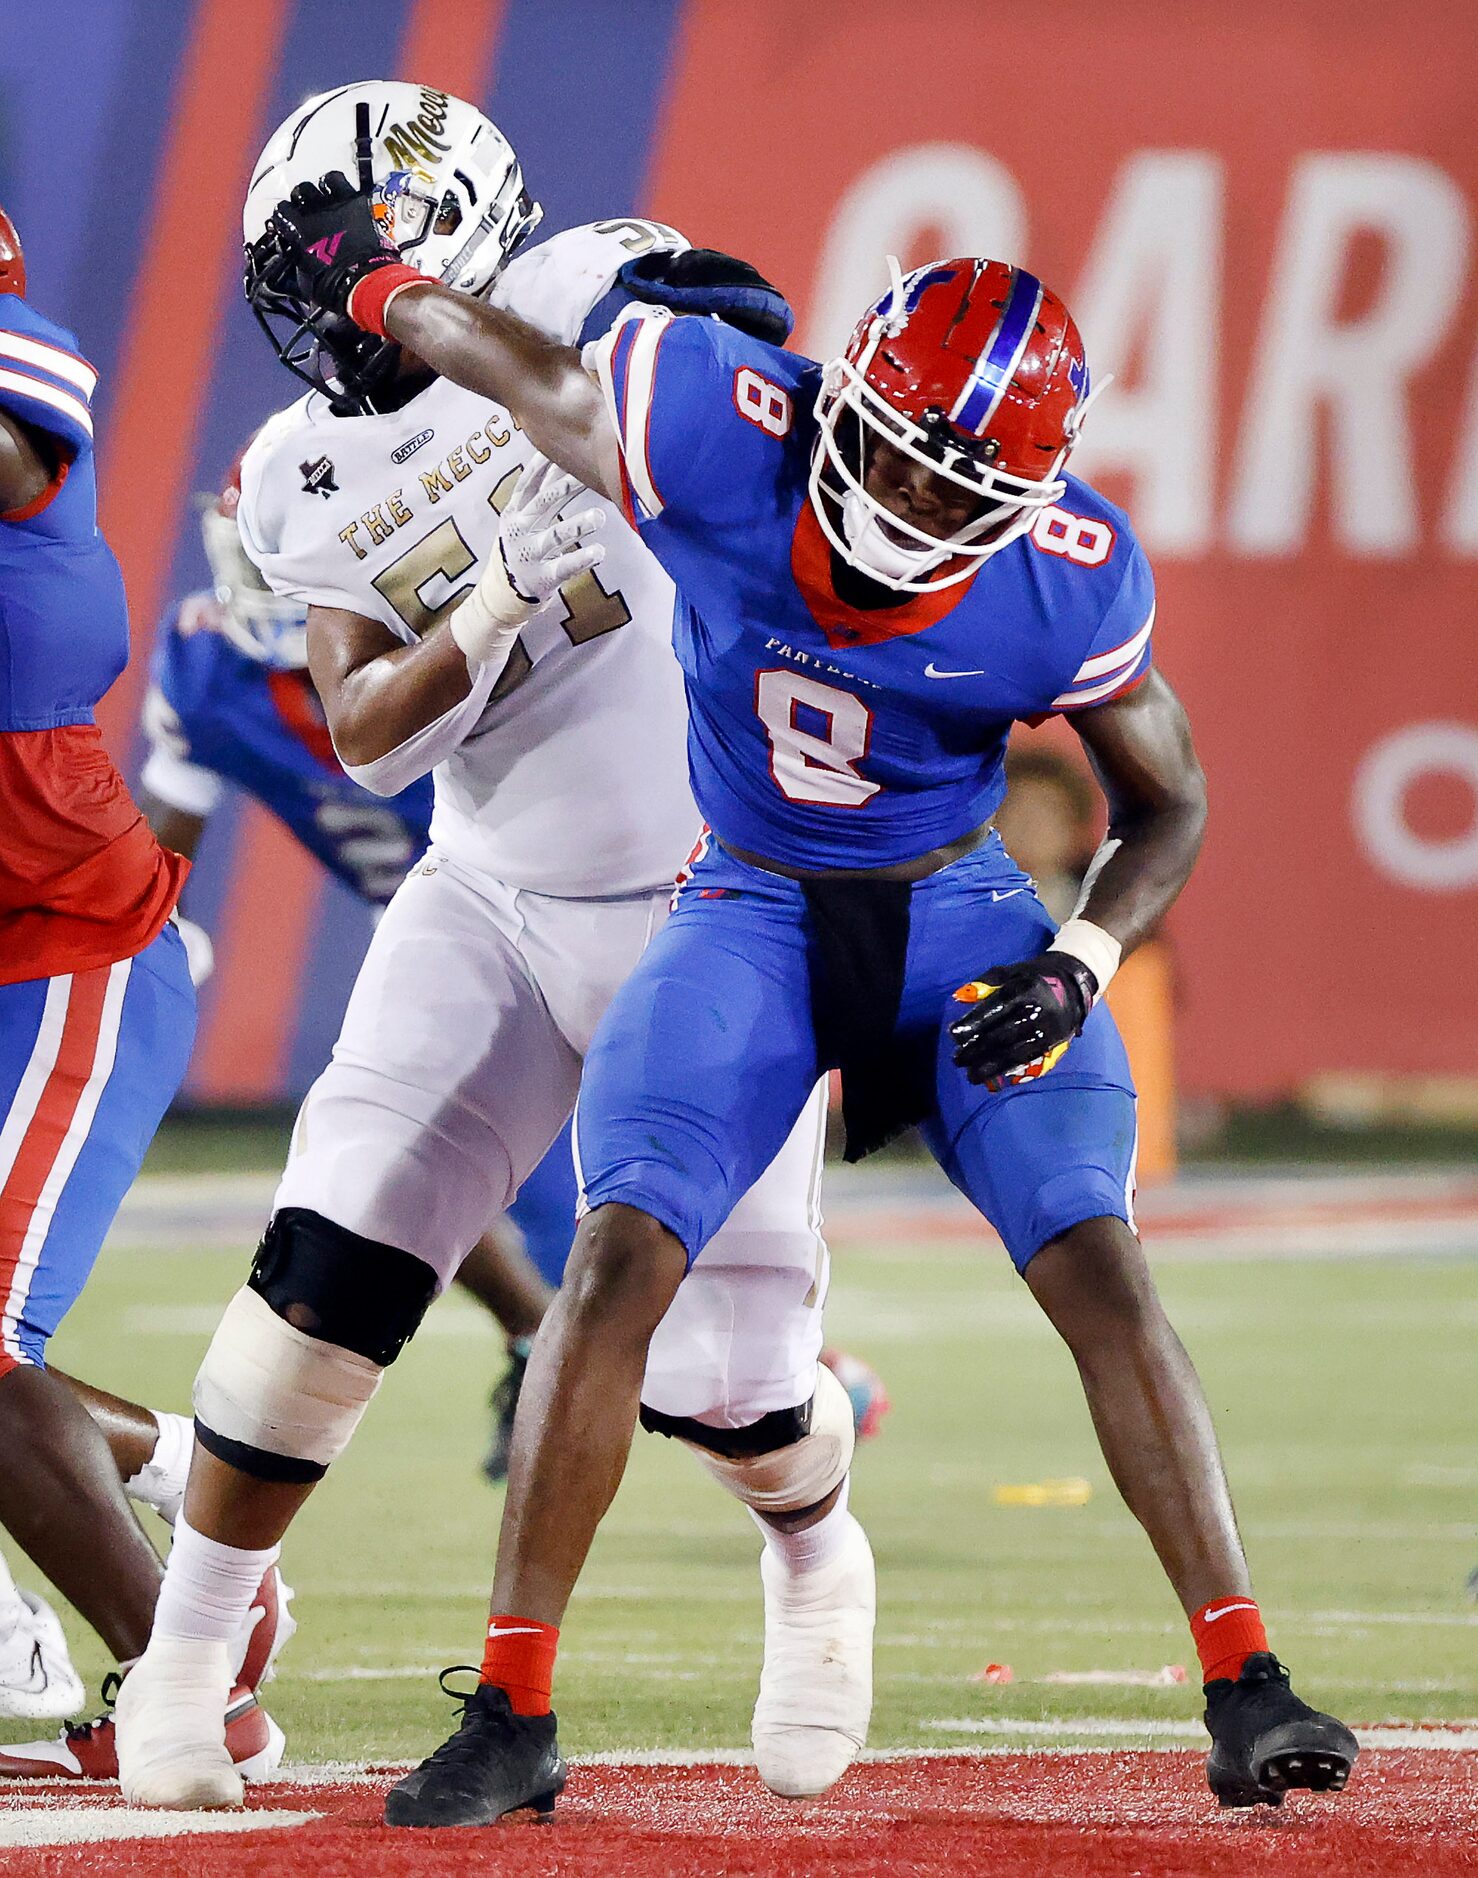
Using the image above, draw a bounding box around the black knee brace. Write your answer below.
[248,1207,437,1365]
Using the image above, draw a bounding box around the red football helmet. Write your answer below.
[810,256,1098,591]
[0,207,26,296]
[198,448,309,668]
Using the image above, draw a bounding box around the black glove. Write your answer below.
[948,951,1098,1091]
[616,249,795,346]
[260,173,404,319]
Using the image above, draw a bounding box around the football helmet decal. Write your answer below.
[810,255,1102,592]
[0,206,25,296]
[200,450,309,669]
[243,82,541,413]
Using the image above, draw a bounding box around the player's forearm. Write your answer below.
[1070,789,1206,959]
[1067,669,1208,961]
[383,286,619,501]
[319,624,476,767]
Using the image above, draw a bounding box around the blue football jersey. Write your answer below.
[591,310,1155,871]
[141,594,432,906]
[0,296,124,731]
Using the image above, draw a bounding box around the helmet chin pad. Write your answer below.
[839,487,952,584]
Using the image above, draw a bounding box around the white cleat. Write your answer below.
[752,1515,875,1799]
[0,1587,87,1721]
[115,1636,243,1810]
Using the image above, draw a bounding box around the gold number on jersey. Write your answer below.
[486,469,632,647]
[370,517,476,637]
[592,217,681,255]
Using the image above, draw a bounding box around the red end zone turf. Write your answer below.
[1,1752,1474,1877]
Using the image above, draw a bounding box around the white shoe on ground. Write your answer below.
[115,1635,244,1810]
[0,1588,86,1721]
[752,1513,875,1799]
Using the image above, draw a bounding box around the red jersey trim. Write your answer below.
[1,456,69,523]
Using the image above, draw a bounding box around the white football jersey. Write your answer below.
[238,219,701,898]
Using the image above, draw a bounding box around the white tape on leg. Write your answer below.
[681,1364,855,1515]
[192,1287,383,1470]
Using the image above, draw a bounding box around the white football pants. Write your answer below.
[274,852,829,1426]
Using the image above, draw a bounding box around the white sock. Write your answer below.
[151,1515,278,1648]
[124,1411,194,1526]
[751,1477,855,1577]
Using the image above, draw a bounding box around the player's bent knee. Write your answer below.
[193,1208,438,1483]
[565,1205,687,1320]
[642,1362,854,1515]
[249,1207,438,1363]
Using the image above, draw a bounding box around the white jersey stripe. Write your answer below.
[0,367,94,437]
[1069,607,1155,683]
[1050,652,1151,711]
[0,332,98,397]
[0,979,72,1196]
[620,312,669,520]
[0,961,130,1361]
[1124,1107,1140,1234]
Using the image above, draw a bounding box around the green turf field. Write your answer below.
[10,1230,1475,1763]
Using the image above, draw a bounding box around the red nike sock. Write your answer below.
[1191,1597,1269,1685]
[480,1614,559,1716]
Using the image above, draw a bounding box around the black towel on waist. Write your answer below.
[802,876,936,1162]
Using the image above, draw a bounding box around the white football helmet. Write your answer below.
[243,81,541,410]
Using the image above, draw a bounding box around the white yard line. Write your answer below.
[920,1718,1478,1750]
[0,1808,315,1848]
[259,1725,1478,1785]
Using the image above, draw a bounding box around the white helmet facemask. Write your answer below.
[808,256,1100,594]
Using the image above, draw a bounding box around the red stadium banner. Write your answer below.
[647,0,1478,1097]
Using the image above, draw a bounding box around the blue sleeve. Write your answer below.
[589,309,795,532]
[0,299,96,467]
[1046,535,1156,713]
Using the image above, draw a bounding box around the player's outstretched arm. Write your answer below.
[261,178,620,502]
[381,288,619,504]
[1066,667,1208,957]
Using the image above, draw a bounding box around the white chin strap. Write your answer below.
[840,487,951,585]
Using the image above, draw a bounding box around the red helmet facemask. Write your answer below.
[810,256,1102,592]
[0,208,27,297]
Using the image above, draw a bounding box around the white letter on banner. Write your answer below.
[1353,721,1478,890]
[1068,153,1222,557]
[1440,340,1478,553]
[1228,154,1469,556]
[804,145,1027,360]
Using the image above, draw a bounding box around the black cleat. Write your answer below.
[384,1673,567,1828]
[481,1339,531,1486]
[1204,1652,1358,1809]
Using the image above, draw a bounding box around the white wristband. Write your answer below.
[1052,917,1122,997]
[448,545,535,667]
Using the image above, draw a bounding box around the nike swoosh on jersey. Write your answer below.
[988,888,1027,902]
[924,662,987,679]
[1200,1602,1259,1623]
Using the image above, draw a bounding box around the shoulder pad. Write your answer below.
[494,219,690,347]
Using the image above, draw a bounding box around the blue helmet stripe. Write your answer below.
[950,268,1044,437]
